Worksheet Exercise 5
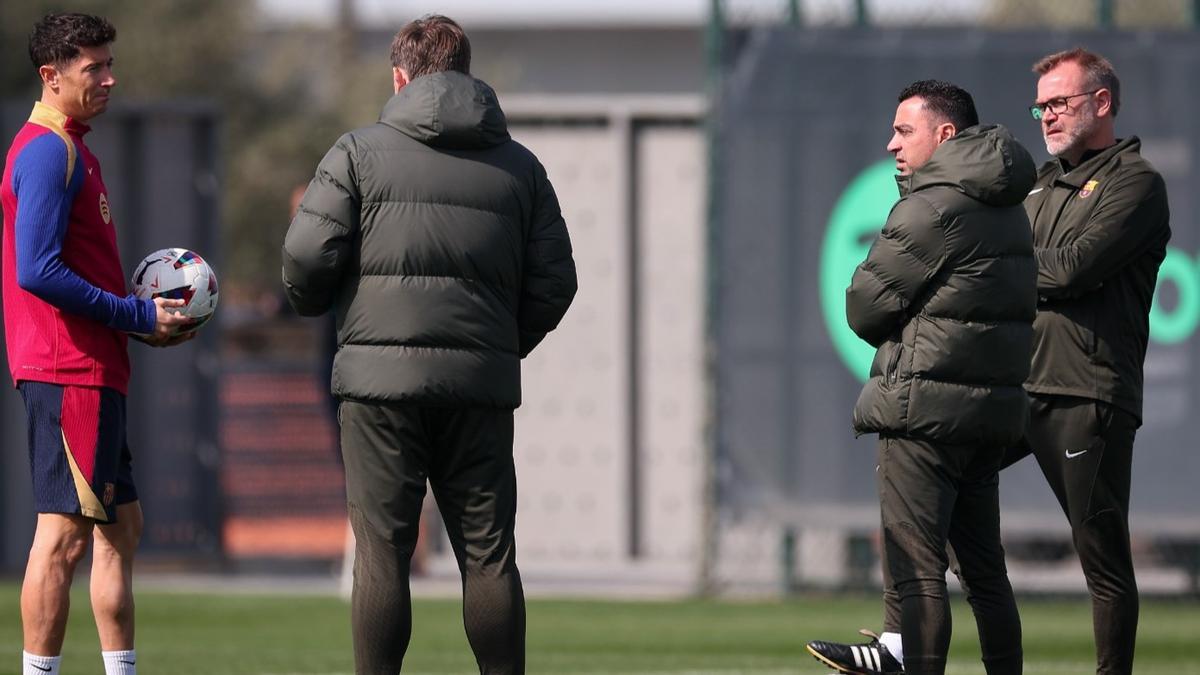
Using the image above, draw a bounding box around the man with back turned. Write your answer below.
[282,14,577,675]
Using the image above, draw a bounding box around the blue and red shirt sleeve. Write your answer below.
[11,132,156,334]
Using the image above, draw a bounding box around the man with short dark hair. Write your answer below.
[806,50,1167,675]
[807,80,1035,675]
[2,12,192,675]
[1017,46,1168,675]
[282,14,577,674]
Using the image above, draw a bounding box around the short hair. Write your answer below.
[390,15,471,79]
[28,13,116,70]
[898,80,979,132]
[1033,47,1121,117]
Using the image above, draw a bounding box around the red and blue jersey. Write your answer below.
[2,102,154,394]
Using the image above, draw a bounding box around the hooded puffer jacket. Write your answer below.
[847,124,1037,445]
[283,71,577,408]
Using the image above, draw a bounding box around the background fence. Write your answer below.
[716,0,1200,29]
[1,1,1198,598]
[710,26,1200,593]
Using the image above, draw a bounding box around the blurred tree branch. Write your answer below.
[2,0,392,289]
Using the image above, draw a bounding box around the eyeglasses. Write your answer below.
[1029,89,1102,120]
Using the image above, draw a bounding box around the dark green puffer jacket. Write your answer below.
[847,125,1037,445]
[282,71,577,408]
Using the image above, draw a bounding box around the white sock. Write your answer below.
[102,649,137,675]
[23,651,61,675]
[879,631,904,666]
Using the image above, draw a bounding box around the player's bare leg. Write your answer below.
[91,501,142,650]
[22,513,94,655]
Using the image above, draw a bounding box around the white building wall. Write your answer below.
[510,125,631,569]
[423,98,719,593]
[637,127,707,568]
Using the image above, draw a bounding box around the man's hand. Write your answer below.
[136,297,197,347]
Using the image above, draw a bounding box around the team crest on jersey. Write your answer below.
[99,192,111,224]
[102,482,115,506]
[1078,180,1099,199]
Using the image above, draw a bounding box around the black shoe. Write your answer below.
[806,629,903,674]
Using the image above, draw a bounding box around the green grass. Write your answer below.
[1,584,1198,673]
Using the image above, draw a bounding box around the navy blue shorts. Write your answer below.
[19,382,137,523]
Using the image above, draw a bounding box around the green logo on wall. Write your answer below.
[821,161,1199,383]
[1150,247,1200,344]
[819,160,898,382]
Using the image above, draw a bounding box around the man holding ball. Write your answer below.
[1,12,192,675]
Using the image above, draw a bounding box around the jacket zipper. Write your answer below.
[887,345,902,384]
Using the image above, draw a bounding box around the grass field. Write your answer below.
[2,583,1198,674]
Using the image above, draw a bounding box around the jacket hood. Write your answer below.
[899,124,1036,207]
[380,71,510,149]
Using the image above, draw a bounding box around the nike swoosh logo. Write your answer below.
[121,660,137,665]
[1065,448,1088,459]
[31,666,51,672]
[1028,187,1044,195]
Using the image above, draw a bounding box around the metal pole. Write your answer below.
[618,112,642,560]
[788,0,802,26]
[855,0,869,27]
[698,0,724,598]
[336,0,357,102]
[1097,0,1115,28]
[192,112,225,561]
[1194,0,1200,28]
[782,527,798,593]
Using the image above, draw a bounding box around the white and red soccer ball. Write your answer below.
[131,248,219,333]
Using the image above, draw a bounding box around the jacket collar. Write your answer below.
[30,101,91,137]
[1053,136,1140,187]
[894,124,1036,208]
[379,71,509,149]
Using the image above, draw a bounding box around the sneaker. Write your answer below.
[806,629,903,674]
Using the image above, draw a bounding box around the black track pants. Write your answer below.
[340,401,525,675]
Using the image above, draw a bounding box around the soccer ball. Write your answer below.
[130,248,219,333]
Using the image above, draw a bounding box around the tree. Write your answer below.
[982,0,1191,28]
[1,0,383,289]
